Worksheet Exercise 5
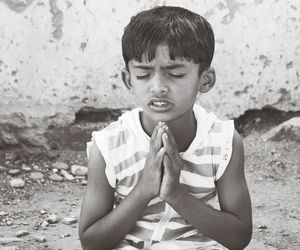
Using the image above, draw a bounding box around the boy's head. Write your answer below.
[122,6,215,73]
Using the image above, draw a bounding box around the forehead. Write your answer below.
[130,44,196,68]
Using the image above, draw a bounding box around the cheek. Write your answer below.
[132,85,145,94]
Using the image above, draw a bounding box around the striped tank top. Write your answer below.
[87,104,234,250]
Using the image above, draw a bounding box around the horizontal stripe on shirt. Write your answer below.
[194,146,221,156]
[144,201,166,216]
[180,183,215,194]
[162,225,195,241]
[182,161,215,177]
[117,169,143,187]
[107,129,130,150]
[114,151,147,175]
[180,171,215,188]
[127,225,154,241]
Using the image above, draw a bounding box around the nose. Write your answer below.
[150,74,168,94]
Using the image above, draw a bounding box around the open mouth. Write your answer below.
[151,101,169,107]
[148,99,172,111]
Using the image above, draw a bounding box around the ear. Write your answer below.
[121,68,132,89]
[199,67,216,93]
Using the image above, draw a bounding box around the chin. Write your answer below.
[148,113,177,124]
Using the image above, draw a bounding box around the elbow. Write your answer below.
[240,220,253,249]
[79,228,97,250]
[79,229,113,250]
[237,231,252,250]
[225,224,252,250]
[79,230,91,250]
[79,235,99,250]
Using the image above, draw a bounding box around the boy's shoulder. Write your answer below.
[193,104,233,135]
[95,108,141,136]
[89,107,144,152]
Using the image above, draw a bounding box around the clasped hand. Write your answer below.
[137,122,183,202]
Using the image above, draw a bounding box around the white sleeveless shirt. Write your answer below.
[87,104,233,250]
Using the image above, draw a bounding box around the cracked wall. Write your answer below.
[0,0,299,148]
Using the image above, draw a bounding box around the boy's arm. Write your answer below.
[161,130,252,250]
[79,125,166,250]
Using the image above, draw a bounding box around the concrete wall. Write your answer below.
[0,0,299,148]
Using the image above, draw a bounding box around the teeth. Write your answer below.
[153,101,167,107]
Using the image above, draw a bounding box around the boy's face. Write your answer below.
[123,44,212,125]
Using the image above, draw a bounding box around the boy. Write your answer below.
[79,6,252,250]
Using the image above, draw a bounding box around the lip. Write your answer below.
[147,98,172,112]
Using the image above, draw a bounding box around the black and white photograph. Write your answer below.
[0,0,299,249]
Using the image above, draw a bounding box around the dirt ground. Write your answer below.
[0,121,299,250]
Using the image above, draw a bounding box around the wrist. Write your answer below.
[134,182,156,202]
[164,185,187,205]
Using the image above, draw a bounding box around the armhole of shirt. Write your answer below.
[215,120,235,181]
[86,131,117,188]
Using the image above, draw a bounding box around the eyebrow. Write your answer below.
[132,63,185,70]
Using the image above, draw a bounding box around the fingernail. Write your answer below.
[163,133,168,139]
[158,122,164,127]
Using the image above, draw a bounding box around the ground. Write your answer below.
[0,118,299,250]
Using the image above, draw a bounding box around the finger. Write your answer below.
[162,132,178,159]
[162,132,172,154]
[150,123,160,141]
[163,154,172,175]
[155,147,166,167]
[152,126,165,154]
[161,125,178,151]
[149,123,162,150]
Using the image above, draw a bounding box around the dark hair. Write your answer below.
[122,6,215,71]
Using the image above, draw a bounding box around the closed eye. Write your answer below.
[168,73,185,79]
[136,74,151,80]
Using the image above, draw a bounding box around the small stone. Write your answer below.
[52,168,58,173]
[47,150,60,160]
[71,165,88,176]
[21,164,31,172]
[10,178,25,188]
[75,176,86,180]
[254,117,262,123]
[41,220,49,228]
[0,237,23,244]
[46,214,59,224]
[49,173,63,182]
[81,179,87,185]
[61,169,75,181]
[0,165,7,172]
[8,169,20,176]
[34,235,47,243]
[0,210,9,216]
[62,216,77,225]
[33,165,40,171]
[51,162,69,170]
[7,220,13,226]
[258,225,268,232]
[61,233,71,238]
[16,230,29,237]
[29,172,44,180]
[39,209,47,215]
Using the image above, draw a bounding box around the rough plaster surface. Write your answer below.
[0,0,299,147]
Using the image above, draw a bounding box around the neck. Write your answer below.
[140,109,197,152]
